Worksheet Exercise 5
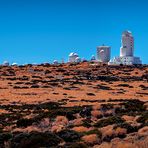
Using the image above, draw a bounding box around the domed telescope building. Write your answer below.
[68,52,79,63]
[97,45,111,62]
[2,61,9,66]
[109,31,142,65]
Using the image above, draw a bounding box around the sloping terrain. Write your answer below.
[0,62,148,105]
[0,62,148,147]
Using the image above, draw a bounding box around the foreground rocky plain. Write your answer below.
[0,62,148,148]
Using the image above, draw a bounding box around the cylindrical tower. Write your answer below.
[97,45,111,62]
[120,31,134,57]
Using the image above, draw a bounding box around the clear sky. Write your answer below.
[0,0,148,64]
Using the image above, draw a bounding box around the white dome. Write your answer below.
[53,60,58,64]
[91,55,96,60]
[69,52,78,57]
[69,52,75,57]
[76,57,81,60]
[53,60,58,62]
[3,61,9,66]
[75,57,81,62]
[73,53,78,56]
[12,63,18,66]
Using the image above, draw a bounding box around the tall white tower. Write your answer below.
[108,30,142,65]
[120,31,134,57]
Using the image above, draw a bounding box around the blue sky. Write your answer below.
[0,0,148,64]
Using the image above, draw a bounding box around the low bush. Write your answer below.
[123,99,146,112]
[57,130,81,142]
[0,133,12,146]
[94,116,124,128]
[114,122,138,133]
[86,93,95,96]
[80,106,92,118]
[84,129,102,138]
[117,84,133,88]
[96,84,112,90]
[16,118,35,128]
[61,142,87,148]
[10,131,62,148]
[101,103,114,111]
[30,84,40,88]
[13,86,21,89]
[139,84,148,90]
[81,118,92,128]
[137,111,148,124]
[96,75,120,82]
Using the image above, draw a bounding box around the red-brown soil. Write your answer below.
[0,62,148,147]
[0,62,147,106]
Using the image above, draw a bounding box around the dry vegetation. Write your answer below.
[0,62,148,147]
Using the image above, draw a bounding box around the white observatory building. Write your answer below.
[68,52,79,63]
[2,61,9,66]
[53,60,59,65]
[75,57,81,63]
[97,45,111,62]
[11,63,18,66]
[90,55,96,61]
[109,31,142,65]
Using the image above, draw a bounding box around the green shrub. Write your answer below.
[57,130,81,142]
[94,116,124,128]
[62,142,88,148]
[16,118,34,128]
[114,122,138,133]
[123,99,146,112]
[84,129,102,138]
[10,131,62,148]
[86,93,95,96]
[0,133,12,145]
[137,111,148,124]
[101,103,114,110]
[81,118,92,128]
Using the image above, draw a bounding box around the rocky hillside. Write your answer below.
[0,62,148,147]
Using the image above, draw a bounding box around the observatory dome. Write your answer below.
[91,55,96,61]
[68,52,79,62]
[53,60,58,65]
[75,57,81,63]
[69,52,78,57]
[69,52,75,57]
[12,63,18,66]
[3,61,9,66]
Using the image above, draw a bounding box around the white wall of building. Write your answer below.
[97,46,111,62]
[120,31,134,57]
